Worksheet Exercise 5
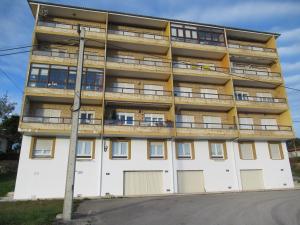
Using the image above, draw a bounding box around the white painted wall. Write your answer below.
[14,136,294,200]
[14,136,102,200]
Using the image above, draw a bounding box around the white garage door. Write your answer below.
[177,170,205,193]
[240,170,264,191]
[124,171,163,196]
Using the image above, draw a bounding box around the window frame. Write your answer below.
[30,137,56,159]
[268,142,284,160]
[209,141,227,160]
[238,142,256,160]
[109,139,131,160]
[76,139,95,160]
[175,141,195,160]
[147,140,168,160]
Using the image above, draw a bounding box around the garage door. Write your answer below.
[177,170,205,193]
[240,170,264,191]
[124,171,163,196]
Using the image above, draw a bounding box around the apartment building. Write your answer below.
[14,0,295,199]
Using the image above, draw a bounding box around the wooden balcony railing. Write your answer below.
[108,29,168,40]
[173,61,228,73]
[106,87,172,96]
[37,20,105,33]
[228,43,276,53]
[176,122,236,129]
[231,67,281,78]
[104,119,174,128]
[22,116,102,125]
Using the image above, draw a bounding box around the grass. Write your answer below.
[0,172,16,197]
[0,200,80,225]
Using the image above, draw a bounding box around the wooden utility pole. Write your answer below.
[62,26,85,221]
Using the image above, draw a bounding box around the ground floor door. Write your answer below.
[177,170,205,193]
[124,171,163,196]
[240,169,264,191]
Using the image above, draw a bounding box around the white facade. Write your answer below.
[14,135,294,200]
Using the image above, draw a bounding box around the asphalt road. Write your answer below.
[67,190,300,225]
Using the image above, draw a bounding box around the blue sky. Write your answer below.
[1,0,300,136]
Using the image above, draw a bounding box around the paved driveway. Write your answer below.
[68,190,300,225]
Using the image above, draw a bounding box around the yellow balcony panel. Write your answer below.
[25,87,103,104]
[19,117,102,136]
[104,122,174,138]
[106,58,171,78]
[176,124,238,140]
[107,30,169,54]
[36,21,106,41]
[31,53,76,66]
[175,95,234,111]
[236,98,288,114]
[228,44,277,59]
[105,91,173,105]
[239,125,294,141]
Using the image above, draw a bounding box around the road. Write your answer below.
[66,190,300,225]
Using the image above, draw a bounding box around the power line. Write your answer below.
[0,50,31,57]
[0,67,23,94]
[0,45,36,52]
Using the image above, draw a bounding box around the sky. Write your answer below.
[0,0,300,136]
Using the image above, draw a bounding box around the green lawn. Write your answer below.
[0,200,64,225]
[0,172,16,197]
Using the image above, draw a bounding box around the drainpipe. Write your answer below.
[170,138,176,193]
[232,137,241,191]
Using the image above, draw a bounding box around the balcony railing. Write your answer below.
[106,87,172,96]
[32,49,105,61]
[174,90,233,100]
[228,43,276,53]
[235,96,286,103]
[173,61,228,73]
[105,119,173,128]
[107,56,170,68]
[37,20,105,33]
[28,81,102,91]
[176,122,236,129]
[231,67,281,78]
[22,116,102,125]
[239,124,292,131]
[108,29,168,40]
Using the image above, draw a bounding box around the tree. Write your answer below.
[0,115,21,153]
[0,94,16,121]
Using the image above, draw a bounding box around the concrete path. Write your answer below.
[63,190,300,225]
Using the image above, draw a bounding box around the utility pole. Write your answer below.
[62,26,85,221]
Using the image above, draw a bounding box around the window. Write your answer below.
[269,142,283,160]
[209,141,226,159]
[200,89,218,99]
[176,115,195,128]
[112,82,134,94]
[31,137,55,158]
[143,84,164,95]
[80,111,94,124]
[34,108,61,123]
[203,116,222,129]
[256,92,273,102]
[261,119,278,130]
[144,114,164,126]
[239,142,256,160]
[110,140,130,159]
[239,117,253,130]
[116,112,134,125]
[148,141,166,159]
[82,68,103,91]
[235,91,249,101]
[174,87,193,97]
[176,142,194,159]
[76,140,94,159]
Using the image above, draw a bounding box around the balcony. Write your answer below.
[105,87,173,106]
[106,56,171,79]
[239,124,294,140]
[176,122,238,139]
[174,91,234,110]
[36,20,106,42]
[104,119,174,138]
[20,116,102,136]
[228,43,277,59]
[231,67,282,85]
[31,49,105,68]
[172,61,229,83]
[235,96,288,113]
[107,29,169,53]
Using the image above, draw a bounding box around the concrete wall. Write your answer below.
[14,136,294,199]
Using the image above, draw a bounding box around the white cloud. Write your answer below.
[281,61,300,73]
[278,44,300,56]
[280,27,300,43]
[174,1,300,24]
